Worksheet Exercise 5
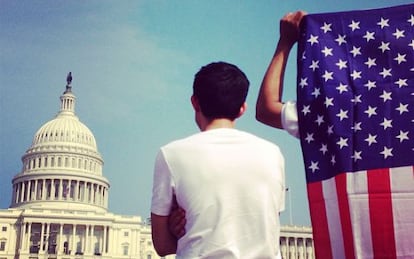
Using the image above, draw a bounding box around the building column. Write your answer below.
[84,182,88,202]
[58,224,64,255]
[103,226,107,254]
[34,180,38,200]
[45,223,50,252]
[20,182,25,202]
[26,223,32,251]
[71,224,76,254]
[75,180,79,201]
[39,223,45,252]
[91,184,96,204]
[41,179,46,200]
[20,222,27,252]
[90,226,94,254]
[51,179,56,200]
[85,225,89,254]
[26,181,32,201]
[59,179,63,200]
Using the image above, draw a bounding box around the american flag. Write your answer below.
[297,4,414,259]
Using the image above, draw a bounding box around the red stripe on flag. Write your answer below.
[335,173,355,259]
[367,168,396,259]
[307,181,333,259]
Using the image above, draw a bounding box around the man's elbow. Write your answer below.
[152,238,177,257]
[255,107,283,129]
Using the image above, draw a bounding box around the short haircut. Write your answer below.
[193,62,249,120]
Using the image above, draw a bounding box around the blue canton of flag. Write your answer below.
[297,4,414,183]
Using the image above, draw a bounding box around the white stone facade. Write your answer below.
[0,80,173,259]
[0,76,313,259]
[280,225,314,259]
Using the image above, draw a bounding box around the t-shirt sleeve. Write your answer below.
[281,101,299,139]
[151,150,174,216]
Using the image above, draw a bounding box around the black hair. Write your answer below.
[193,62,249,120]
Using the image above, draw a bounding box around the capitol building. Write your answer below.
[0,75,314,259]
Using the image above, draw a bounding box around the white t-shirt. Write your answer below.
[151,128,285,258]
[281,101,299,138]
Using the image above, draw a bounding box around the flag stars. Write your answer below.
[309,60,319,71]
[396,103,409,114]
[394,53,407,64]
[327,125,334,135]
[309,161,319,173]
[409,40,414,50]
[396,130,409,142]
[315,115,325,126]
[321,46,333,57]
[365,57,377,68]
[350,46,362,57]
[351,122,362,132]
[377,17,389,28]
[330,155,336,165]
[350,70,362,80]
[301,105,311,116]
[351,151,362,162]
[379,68,392,78]
[392,28,405,39]
[364,80,377,90]
[322,70,334,81]
[380,146,393,159]
[336,59,347,70]
[380,90,392,102]
[337,137,349,149]
[335,34,347,45]
[336,109,349,121]
[305,132,314,143]
[320,143,328,154]
[365,106,377,117]
[336,83,348,93]
[365,134,377,146]
[308,34,319,45]
[324,97,334,107]
[320,22,332,33]
[380,118,393,130]
[348,20,360,31]
[378,41,391,52]
[299,77,308,88]
[395,78,408,88]
[351,94,362,104]
[363,31,375,42]
[311,88,321,98]
[408,14,414,26]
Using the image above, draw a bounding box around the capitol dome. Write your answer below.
[10,74,109,212]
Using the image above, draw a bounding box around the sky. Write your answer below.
[1,0,412,227]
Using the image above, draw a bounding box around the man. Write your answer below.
[151,62,286,258]
[256,11,306,137]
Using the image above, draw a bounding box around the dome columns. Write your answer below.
[11,177,109,209]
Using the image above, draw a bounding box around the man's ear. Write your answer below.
[237,102,247,118]
[191,95,201,112]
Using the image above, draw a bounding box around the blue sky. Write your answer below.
[1,0,411,226]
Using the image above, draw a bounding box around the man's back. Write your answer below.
[152,128,285,258]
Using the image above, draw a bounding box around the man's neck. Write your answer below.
[203,118,236,131]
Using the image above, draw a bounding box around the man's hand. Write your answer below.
[168,195,186,239]
[279,11,307,48]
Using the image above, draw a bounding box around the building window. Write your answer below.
[124,231,129,237]
[0,240,6,251]
[1,227,6,232]
[123,245,129,256]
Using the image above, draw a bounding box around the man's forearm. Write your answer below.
[256,39,293,129]
[151,213,178,256]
